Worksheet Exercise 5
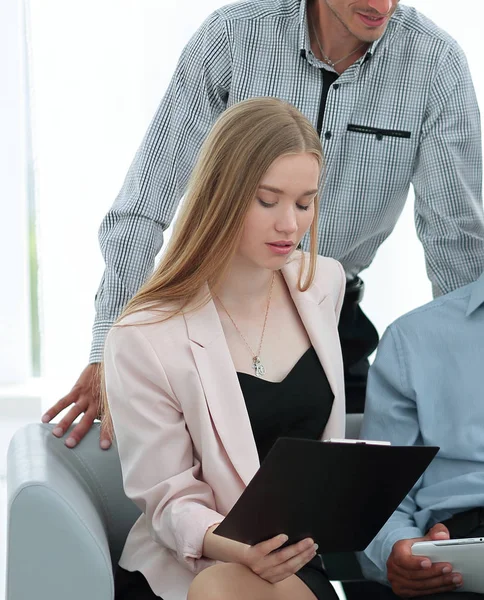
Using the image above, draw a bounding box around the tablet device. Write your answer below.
[326,438,391,446]
[412,538,484,593]
[214,437,438,552]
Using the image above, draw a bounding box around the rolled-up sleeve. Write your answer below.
[104,324,224,573]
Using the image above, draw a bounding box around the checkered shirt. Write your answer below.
[91,0,484,363]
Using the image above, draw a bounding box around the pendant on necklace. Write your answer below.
[253,356,266,378]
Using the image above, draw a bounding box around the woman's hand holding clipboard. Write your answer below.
[214,437,438,553]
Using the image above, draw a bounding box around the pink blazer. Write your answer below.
[104,254,346,600]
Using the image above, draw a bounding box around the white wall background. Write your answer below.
[0,0,31,385]
[22,0,484,388]
[27,0,241,388]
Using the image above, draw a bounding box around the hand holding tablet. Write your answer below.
[412,533,484,594]
[387,524,462,597]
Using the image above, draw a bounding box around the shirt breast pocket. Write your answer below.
[347,124,412,141]
[341,123,417,197]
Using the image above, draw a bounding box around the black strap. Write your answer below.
[317,69,339,136]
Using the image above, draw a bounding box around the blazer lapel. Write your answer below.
[184,296,260,486]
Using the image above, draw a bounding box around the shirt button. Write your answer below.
[324,131,332,140]
[375,132,383,141]
[333,84,340,90]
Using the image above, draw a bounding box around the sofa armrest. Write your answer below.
[7,424,114,600]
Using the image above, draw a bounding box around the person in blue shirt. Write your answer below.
[359,271,484,599]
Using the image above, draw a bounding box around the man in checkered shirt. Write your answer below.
[44,1,483,452]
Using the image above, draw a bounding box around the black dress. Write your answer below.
[115,346,338,600]
[236,346,337,600]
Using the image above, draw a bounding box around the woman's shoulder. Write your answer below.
[284,251,346,301]
[314,254,345,282]
[313,255,346,304]
[105,306,187,352]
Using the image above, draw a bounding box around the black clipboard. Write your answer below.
[214,437,438,552]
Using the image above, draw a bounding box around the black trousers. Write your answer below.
[346,509,484,600]
[338,277,379,415]
[339,277,379,599]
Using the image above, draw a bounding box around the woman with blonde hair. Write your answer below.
[103,97,346,600]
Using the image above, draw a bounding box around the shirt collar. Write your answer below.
[466,271,484,316]
[299,0,310,56]
[299,1,400,61]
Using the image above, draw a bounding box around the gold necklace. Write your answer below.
[311,17,366,69]
[215,272,276,378]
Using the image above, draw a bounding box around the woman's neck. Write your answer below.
[215,259,277,308]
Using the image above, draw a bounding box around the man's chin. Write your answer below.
[352,26,389,44]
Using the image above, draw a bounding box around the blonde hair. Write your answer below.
[101,97,323,436]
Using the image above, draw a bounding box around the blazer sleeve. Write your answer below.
[104,323,224,573]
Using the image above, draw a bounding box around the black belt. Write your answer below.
[442,507,484,538]
[344,276,365,305]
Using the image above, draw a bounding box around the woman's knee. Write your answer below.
[187,563,254,600]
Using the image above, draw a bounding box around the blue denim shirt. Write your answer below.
[359,272,484,584]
